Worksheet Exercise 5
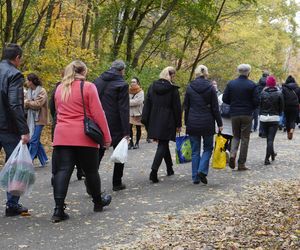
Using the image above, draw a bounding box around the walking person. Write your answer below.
[49,78,85,181]
[259,76,284,165]
[255,70,269,136]
[184,65,223,184]
[52,60,112,222]
[128,77,144,150]
[25,73,49,167]
[282,75,300,140]
[0,44,30,216]
[94,60,130,191]
[223,64,258,170]
[142,66,182,183]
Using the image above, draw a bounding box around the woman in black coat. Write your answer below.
[282,75,300,140]
[259,76,284,165]
[184,65,222,185]
[142,66,182,183]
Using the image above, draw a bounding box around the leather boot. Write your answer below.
[149,169,159,183]
[51,204,69,223]
[166,166,174,176]
[93,194,112,212]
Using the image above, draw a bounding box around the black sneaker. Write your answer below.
[271,153,277,161]
[198,172,208,185]
[5,204,28,217]
[167,168,174,176]
[229,157,236,169]
[94,194,112,212]
[51,205,69,223]
[193,181,200,185]
[264,159,271,165]
[149,171,159,183]
[112,184,126,191]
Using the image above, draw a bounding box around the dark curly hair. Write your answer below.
[27,73,42,86]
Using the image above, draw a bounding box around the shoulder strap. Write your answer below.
[80,80,87,119]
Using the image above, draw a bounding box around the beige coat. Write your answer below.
[25,87,48,125]
[129,90,144,117]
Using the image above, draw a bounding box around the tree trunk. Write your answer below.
[111,2,130,60]
[39,0,56,51]
[11,0,31,43]
[53,0,63,28]
[93,8,100,56]
[21,6,48,47]
[176,27,192,71]
[189,0,227,81]
[81,0,92,49]
[131,0,179,69]
[4,0,13,43]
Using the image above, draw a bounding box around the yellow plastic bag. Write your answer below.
[212,134,227,169]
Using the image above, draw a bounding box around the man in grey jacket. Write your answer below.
[0,44,30,216]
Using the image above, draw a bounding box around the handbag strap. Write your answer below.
[80,80,88,119]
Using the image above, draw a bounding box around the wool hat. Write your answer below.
[266,75,276,87]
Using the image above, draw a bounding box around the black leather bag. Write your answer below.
[80,81,104,146]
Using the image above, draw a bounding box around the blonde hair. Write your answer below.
[195,65,208,78]
[61,60,87,102]
[159,66,176,82]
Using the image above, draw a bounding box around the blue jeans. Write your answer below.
[0,133,21,208]
[29,125,48,166]
[190,135,214,182]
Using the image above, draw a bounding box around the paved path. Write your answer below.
[0,130,300,249]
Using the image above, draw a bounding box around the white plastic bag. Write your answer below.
[110,138,128,164]
[0,141,35,196]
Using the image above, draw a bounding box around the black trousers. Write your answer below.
[151,140,173,171]
[52,146,101,205]
[130,124,141,144]
[284,106,298,131]
[99,145,124,187]
[261,122,278,160]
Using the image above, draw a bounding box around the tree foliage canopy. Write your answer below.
[0,0,298,90]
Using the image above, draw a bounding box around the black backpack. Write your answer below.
[220,102,230,118]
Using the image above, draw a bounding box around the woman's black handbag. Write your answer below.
[80,81,104,146]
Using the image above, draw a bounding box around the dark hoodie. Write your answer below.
[94,68,129,145]
[257,73,269,95]
[282,81,300,107]
[184,76,222,137]
[142,79,181,141]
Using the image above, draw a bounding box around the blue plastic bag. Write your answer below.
[175,135,192,164]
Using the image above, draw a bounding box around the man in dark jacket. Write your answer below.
[0,44,30,216]
[94,60,129,191]
[223,64,258,170]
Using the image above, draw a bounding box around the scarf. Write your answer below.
[26,85,42,138]
[129,85,142,95]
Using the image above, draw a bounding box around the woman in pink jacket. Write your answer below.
[52,60,112,223]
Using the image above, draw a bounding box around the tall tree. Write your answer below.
[39,0,56,50]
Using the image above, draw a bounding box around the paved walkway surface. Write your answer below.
[0,129,300,249]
